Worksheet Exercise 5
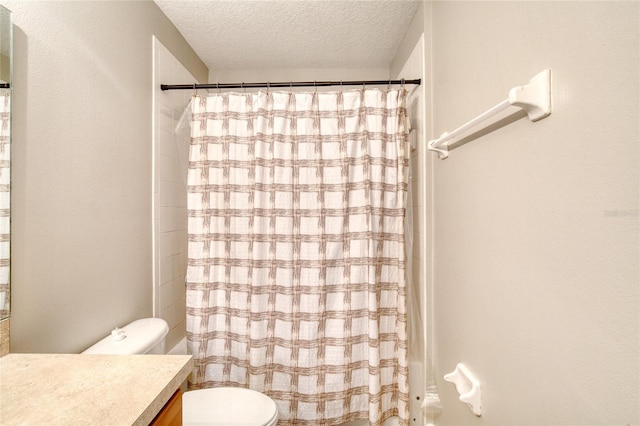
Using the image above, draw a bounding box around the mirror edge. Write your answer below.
[0,3,11,320]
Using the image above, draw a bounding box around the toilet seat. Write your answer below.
[183,387,278,426]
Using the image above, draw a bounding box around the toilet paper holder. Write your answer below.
[444,363,482,416]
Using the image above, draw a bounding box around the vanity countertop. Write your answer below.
[0,353,193,425]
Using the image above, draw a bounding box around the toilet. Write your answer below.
[82,318,278,426]
[182,387,278,426]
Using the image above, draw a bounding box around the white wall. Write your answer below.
[429,2,638,424]
[394,37,429,426]
[4,0,207,353]
[211,68,390,92]
[390,4,432,423]
[152,38,194,351]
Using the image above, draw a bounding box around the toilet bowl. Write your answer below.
[82,318,278,426]
[183,387,278,426]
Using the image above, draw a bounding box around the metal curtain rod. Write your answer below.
[160,79,421,91]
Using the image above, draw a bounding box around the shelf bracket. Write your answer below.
[508,69,551,122]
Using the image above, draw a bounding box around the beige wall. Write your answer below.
[0,54,8,84]
[3,0,207,353]
[429,1,638,424]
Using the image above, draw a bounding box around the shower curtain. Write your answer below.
[0,92,10,318]
[186,88,410,425]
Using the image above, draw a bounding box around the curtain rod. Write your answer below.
[160,79,421,91]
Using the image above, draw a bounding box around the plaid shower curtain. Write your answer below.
[186,88,410,425]
[0,92,10,318]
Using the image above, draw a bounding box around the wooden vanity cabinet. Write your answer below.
[150,389,183,426]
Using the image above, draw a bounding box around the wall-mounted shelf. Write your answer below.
[429,69,552,159]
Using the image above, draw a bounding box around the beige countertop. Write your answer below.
[0,353,193,425]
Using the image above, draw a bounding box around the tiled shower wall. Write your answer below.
[153,38,195,350]
[392,33,429,425]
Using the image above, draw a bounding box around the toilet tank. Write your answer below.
[81,318,169,355]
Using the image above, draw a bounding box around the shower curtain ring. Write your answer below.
[216,82,220,94]
[267,81,270,94]
[193,83,198,96]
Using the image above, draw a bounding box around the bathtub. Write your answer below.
[168,337,188,355]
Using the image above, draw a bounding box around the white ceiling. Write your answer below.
[154,0,421,71]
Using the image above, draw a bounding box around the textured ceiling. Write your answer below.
[154,0,421,71]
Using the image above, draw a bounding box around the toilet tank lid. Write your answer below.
[81,318,169,354]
